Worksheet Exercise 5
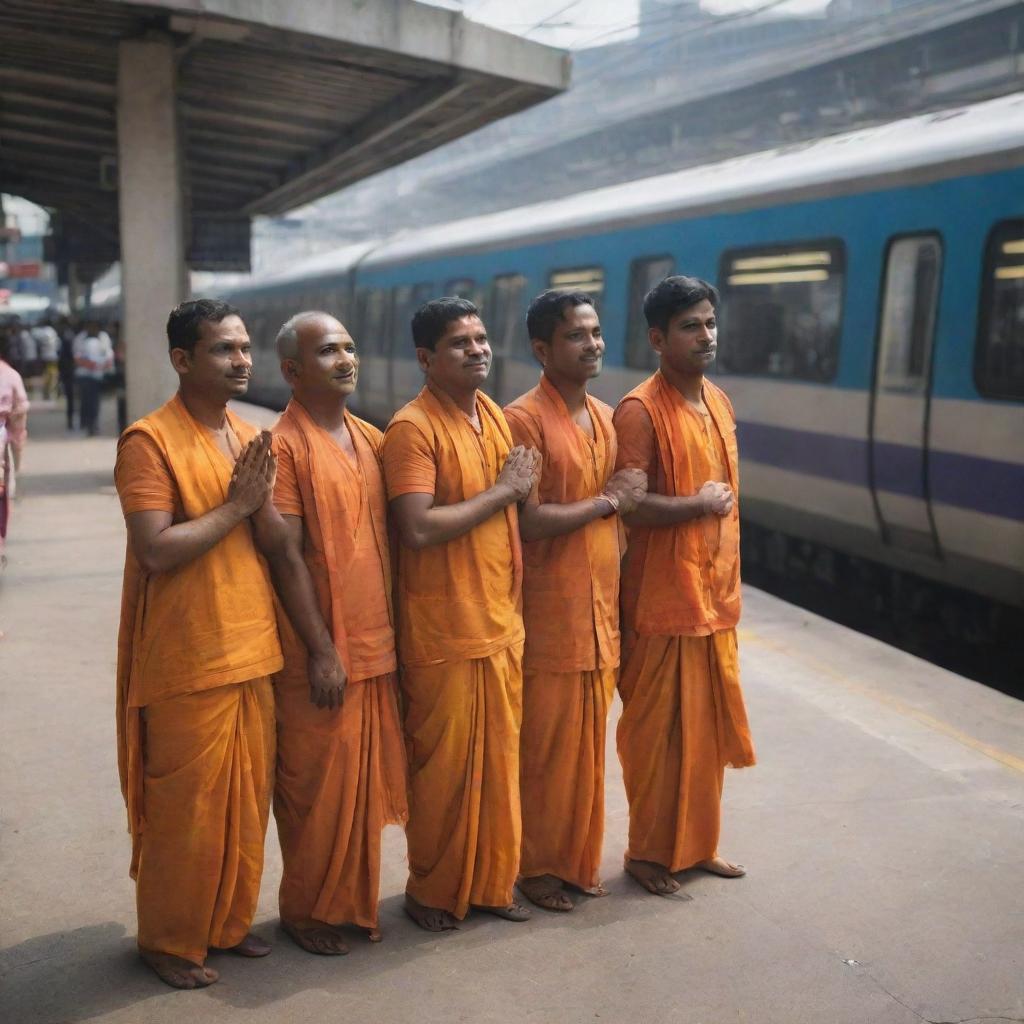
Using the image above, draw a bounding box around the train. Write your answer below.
[223,92,1024,613]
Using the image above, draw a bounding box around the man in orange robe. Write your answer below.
[504,290,646,912]
[116,299,343,988]
[613,276,756,897]
[381,297,539,931]
[270,311,408,954]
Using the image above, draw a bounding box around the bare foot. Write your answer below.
[474,901,531,922]
[212,932,272,957]
[364,927,383,943]
[518,874,573,912]
[696,856,746,878]
[404,893,458,932]
[625,858,681,896]
[140,949,219,990]
[566,880,609,898]
[281,920,349,956]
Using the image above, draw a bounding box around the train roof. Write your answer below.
[241,90,1024,286]
[237,240,379,291]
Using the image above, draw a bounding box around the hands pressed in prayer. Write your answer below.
[228,430,276,517]
[497,444,541,502]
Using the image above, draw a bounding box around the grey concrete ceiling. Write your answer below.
[0,0,568,264]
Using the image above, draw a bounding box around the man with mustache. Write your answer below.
[503,290,646,912]
[114,299,332,988]
[381,297,540,931]
[269,311,407,954]
[612,276,756,898]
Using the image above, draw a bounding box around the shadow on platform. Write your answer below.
[0,879,694,1023]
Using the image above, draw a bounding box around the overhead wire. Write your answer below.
[567,0,841,87]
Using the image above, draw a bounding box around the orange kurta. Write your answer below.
[271,400,407,930]
[114,395,282,963]
[613,372,755,872]
[504,375,621,889]
[382,385,524,917]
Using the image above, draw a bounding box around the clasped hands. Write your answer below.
[698,480,734,516]
[497,445,542,501]
[600,468,648,516]
[227,430,277,517]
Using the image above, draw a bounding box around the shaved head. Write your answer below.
[275,310,343,361]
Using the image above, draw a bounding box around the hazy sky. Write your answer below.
[427,0,830,48]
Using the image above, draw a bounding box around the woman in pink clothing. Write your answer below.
[0,342,30,563]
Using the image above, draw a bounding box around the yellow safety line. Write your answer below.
[739,628,1024,775]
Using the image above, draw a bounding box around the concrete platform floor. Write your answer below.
[2,401,1022,1024]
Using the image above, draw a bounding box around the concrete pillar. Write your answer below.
[117,34,188,423]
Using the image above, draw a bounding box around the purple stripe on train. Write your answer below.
[736,422,1024,522]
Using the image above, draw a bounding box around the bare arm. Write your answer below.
[253,507,346,710]
[124,432,273,574]
[390,445,539,550]
[622,480,733,528]
[518,468,648,542]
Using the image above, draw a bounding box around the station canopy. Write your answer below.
[0,0,569,271]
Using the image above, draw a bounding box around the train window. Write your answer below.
[718,241,845,381]
[489,274,529,358]
[328,284,349,322]
[626,256,675,371]
[976,220,1024,401]
[548,267,604,304]
[444,278,485,317]
[876,235,942,393]
[358,288,390,356]
[391,283,433,353]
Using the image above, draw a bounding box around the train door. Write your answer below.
[868,234,943,555]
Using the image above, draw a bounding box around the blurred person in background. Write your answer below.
[0,332,29,569]
[32,319,60,400]
[18,321,38,388]
[74,320,114,436]
[57,316,78,430]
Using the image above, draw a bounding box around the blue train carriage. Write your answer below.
[230,91,1024,612]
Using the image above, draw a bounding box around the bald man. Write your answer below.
[270,311,407,953]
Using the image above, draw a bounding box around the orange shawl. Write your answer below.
[271,399,395,681]
[504,374,621,672]
[382,386,523,666]
[115,395,282,837]
[616,372,741,636]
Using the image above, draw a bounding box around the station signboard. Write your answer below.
[6,261,42,279]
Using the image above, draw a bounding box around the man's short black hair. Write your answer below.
[166,298,241,354]
[643,276,719,333]
[411,296,480,351]
[526,289,597,344]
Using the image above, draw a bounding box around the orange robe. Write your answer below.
[504,374,621,890]
[381,385,524,917]
[271,400,407,931]
[114,395,282,964]
[613,372,755,872]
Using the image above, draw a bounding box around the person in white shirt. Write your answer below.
[74,321,114,436]
[18,326,37,377]
[32,322,60,399]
